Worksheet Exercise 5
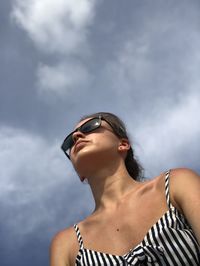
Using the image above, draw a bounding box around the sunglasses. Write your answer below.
[61,116,117,159]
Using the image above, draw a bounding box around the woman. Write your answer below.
[50,112,200,265]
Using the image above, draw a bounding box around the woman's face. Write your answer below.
[69,117,124,171]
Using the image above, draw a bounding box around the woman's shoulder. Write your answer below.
[169,167,198,176]
[50,226,78,266]
[51,226,75,245]
[154,168,199,211]
[168,167,199,198]
[165,167,199,188]
[146,167,199,196]
[152,167,199,183]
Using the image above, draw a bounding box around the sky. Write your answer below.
[1,0,200,265]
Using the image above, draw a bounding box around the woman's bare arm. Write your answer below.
[171,168,200,244]
[50,228,75,266]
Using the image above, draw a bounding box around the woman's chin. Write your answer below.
[72,150,93,167]
[73,150,108,174]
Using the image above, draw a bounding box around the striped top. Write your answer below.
[74,171,200,265]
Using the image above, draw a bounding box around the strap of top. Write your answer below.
[74,224,84,249]
[164,170,173,209]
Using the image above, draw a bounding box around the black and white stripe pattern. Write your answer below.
[74,171,200,265]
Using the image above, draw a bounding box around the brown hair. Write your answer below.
[80,112,143,181]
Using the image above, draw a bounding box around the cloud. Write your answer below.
[11,0,96,99]
[130,91,200,177]
[103,3,200,100]
[0,126,92,245]
[37,61,91,97]
[11,0,96,55]
[102,7,200,177]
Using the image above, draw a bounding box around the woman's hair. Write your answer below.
[80,112,143,181]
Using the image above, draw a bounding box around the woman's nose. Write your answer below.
[72,130,85,143]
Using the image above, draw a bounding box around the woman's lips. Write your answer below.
[74,140,88,153]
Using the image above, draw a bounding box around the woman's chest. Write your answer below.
[81,194,168,255]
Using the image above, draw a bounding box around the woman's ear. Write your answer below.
[118,138,130,152]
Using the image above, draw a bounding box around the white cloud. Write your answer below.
[37,61,91,96]
[11,0,96,99]
[104,4,200,100]
[0,127,66,190]
[108,40,151,92]
[131,91,200,177]
[0,126,92,242]
[11,0,96,54]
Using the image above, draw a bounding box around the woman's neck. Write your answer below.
[87,163,139,212]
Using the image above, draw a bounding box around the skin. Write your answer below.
[50,118,200,266]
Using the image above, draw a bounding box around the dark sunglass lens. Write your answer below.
[68,137,74,149]
[62,135,73,151]
[81,118,100,133]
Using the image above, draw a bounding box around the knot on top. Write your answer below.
[124,244,164,265]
